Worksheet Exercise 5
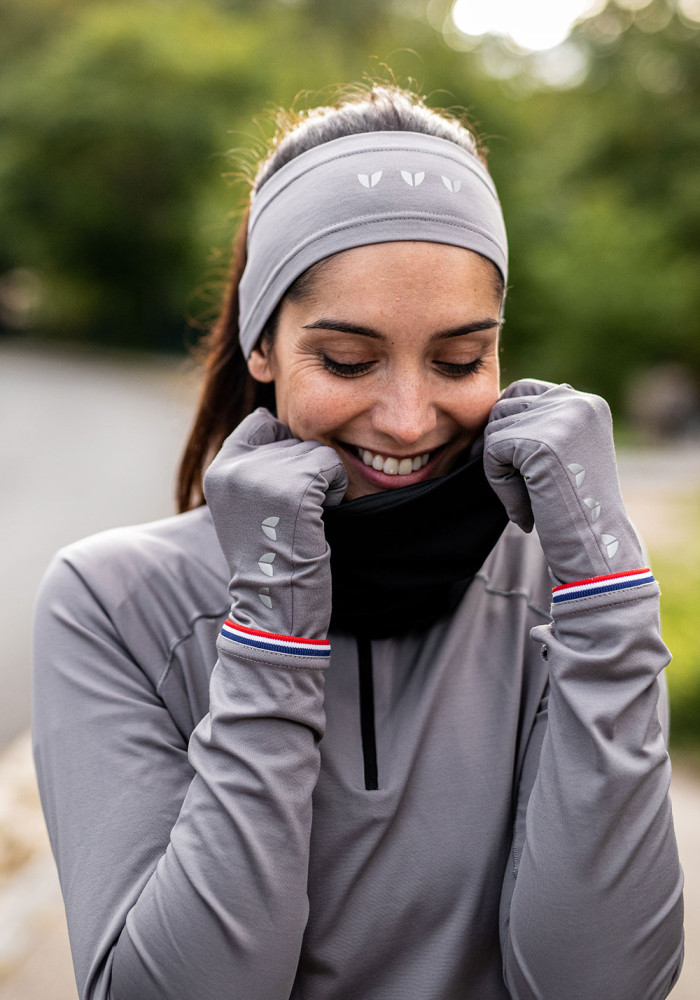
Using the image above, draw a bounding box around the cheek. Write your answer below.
[281,376,363,440]
[452,377,500,431]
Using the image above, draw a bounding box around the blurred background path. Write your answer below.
[0,340,697,998]
[0,340,199,748]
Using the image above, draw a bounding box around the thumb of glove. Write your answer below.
[483,440,535,532]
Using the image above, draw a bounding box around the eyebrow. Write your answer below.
[302,317,501,340]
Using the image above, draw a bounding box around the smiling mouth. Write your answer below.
[343,444,436,477]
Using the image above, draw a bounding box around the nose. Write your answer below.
[370,372,438,447]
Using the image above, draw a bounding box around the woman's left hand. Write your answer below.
[483,379,644,584]
[488,383,683,1000]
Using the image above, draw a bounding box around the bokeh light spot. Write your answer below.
[678,0,700,21]
[451,0,605,52]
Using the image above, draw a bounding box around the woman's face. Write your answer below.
[248,242,502,501]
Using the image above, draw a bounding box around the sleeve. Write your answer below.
[32,553,327,1000]
[499,578,684,1000]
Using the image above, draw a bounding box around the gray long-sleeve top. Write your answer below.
[32,505,684,999]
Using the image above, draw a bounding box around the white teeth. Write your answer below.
[357,447,432,476]
[384,457,399,475]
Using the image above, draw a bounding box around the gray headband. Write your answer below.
[238,130,508,358]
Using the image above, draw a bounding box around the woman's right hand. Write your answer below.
[203,407,347,639]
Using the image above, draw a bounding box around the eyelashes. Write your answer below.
[433,357,485,378]
[320,355,375,378]
[320,354,485,379]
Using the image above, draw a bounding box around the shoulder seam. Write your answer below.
[474,570,551,620]
[158,606,229,694]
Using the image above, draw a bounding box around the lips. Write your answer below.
[339,442,443,491]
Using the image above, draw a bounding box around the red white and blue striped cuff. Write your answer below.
[219,619,331,658]
[552,568,655,605]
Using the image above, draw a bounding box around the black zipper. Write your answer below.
[357,635,379,791]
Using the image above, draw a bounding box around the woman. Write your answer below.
[33,86,684,999]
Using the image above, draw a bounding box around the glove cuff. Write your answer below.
[552,567,654,606]
[220,618,331,659]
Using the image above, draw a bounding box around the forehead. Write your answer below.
[289,242,503,313]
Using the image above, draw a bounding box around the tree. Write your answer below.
[0,0,697,404]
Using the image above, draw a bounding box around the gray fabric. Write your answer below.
[33,508,683,1000]
[203,408,347,639]
[484,380,645,584]
[238,131,508,357]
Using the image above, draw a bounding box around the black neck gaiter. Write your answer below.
[322,444,509,639]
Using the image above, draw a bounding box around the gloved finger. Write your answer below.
[204,409,295,501]
[486,381,566,425]
[488,382,557,422]
[487,395,539,425]
[483,438,536,532]
[483,462,534,532]
[320,454,349,509]
[498,378,558,401]
[283,440,348,509]
[228,407,296,449]
[240,437,348,510]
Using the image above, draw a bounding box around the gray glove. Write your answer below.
[483,380,645,585]
[203,408,347,640]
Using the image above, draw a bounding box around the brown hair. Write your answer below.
[176,84,490,512]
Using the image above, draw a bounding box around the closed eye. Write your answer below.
[320,355,486,379]
[434,357,485,378]
[321,355,376,378]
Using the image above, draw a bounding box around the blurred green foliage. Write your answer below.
[1,0,697,743]
[652,502,700,745]
[0,0,698,406]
